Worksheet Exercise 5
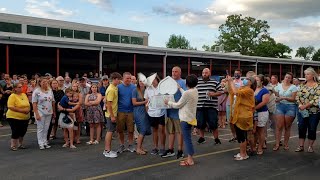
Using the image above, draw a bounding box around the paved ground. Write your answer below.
[0,122,320,180]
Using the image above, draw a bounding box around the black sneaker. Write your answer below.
[161,149,175,158]
[197,137,206,144]
[176,150,184,159]
[215,138,222,145]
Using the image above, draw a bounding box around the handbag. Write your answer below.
[62,114,72,124]
[58,113,74,129]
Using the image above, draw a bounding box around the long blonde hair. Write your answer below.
[304,67,319,82]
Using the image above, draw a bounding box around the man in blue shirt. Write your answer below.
[116,72,136,153]
[162,66,187,159]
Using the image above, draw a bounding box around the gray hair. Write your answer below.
[304,67,319,82]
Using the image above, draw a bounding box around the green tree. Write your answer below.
[254,36,292,58]
[210,14,292,58]
[295,46,315,60]
[312,49,320,61]
[217,14,270,55]
[202,44,217,52]
[166,34,196,50]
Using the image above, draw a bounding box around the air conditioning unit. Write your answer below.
[214,45,224,52]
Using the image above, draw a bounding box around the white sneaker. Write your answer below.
[70,145,77,149]
[44,144,51,149]
[104,150,118,158]
[39,145,45,150]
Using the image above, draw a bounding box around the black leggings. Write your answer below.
[7,118,29,139]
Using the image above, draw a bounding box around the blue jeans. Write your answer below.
[180,121,194,156]
[298,112,320,140]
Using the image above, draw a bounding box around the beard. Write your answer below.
[203,76,209,81]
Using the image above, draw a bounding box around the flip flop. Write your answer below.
[180,160,194,166]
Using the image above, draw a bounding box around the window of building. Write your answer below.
[131,37,143,45]
[61,29,73,38]
[110,34,120,43]
[74,30,90,40]
[47,27,60,37]
[0,22,22,33]
[94,33,109,42]
[121,36,130,44]
[27,25,46,36]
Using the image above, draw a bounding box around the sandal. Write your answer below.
[93,140,99,144]
[136,150,147,155]
[273,145,280,151]
[180,160,194,166]
[284,146,289,151]
[234,155,249,161]
[257,150,264,155]
[10,146,18,151]
[18,145,27,149]
[295,146,304,152]
[86,141,94,145]
[307,146,314,153]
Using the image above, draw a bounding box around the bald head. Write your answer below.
[172,66,181,80]
[202,68,211,80]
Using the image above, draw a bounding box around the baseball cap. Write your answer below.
[101,75,109,81]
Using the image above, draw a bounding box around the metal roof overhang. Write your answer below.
[1,33,320,67]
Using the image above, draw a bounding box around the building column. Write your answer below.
[133,54,136,76]
[269,64,272,77]
[280,64,282,80]
[255,60,258,74]
[163,53,167,78]
[56,48,60,76]
[6,45,9,74]
[188,57,191,75]
[99,47,103,78]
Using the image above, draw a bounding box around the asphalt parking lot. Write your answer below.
[0,123,320,180]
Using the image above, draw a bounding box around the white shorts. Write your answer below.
[256,111,269,127]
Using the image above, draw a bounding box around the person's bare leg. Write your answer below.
[178,133,183,151]
[68,128,74,146]
[105,132,113,151]
[160,125,166,149]
[96,123,101,142]
[118,132,125,145]
[284,116,294,148]
[152,127,159,149]
[90,124,95,142]
[275,115,284,148]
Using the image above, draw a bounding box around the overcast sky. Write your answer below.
[1,0,319,58]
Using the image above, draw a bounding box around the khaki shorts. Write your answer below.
[117,112,134,133]
[166,118,181,134]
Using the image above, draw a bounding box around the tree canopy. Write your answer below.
[203,14,292,58]
[166,34,196,50]
[295,46,315,60]
[312,49,320,61]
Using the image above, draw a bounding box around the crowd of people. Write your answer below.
[0,65,319,166]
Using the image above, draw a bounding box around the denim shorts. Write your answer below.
[275,103,297,117]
